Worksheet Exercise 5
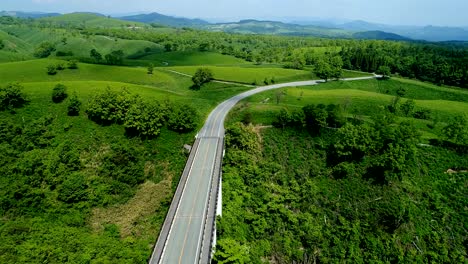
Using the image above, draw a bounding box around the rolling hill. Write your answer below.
[119,12,209,27]
[38,12,147,28]
[0,11,60,19]
[202,19,352,38]
[352,30,411,41]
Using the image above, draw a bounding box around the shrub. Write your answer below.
[56,63,65,71]
[0,83,28,111]
[56,51,74,57]
[58,172,88,203]
[34,42,56,58]
[52,84,68,103]
[167,104,199,133]
[124,101,168,138]
[413,108,432,120]
[47,64,57,75]
[67,93,81,116]
[147,63,154,74]
[68,60,78,69]
[86,88,136,125]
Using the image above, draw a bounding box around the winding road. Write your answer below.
[149,75,378,264]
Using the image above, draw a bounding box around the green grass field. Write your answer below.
[229,78,468,142]
[39,13,148,28]
[134,51,250,66]
[167,65,313,84]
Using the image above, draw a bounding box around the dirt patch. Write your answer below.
[90,161,173,238]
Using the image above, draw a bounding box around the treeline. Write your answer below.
[82,27,468,87]
[340,42,468,87]
[86,88,198,138]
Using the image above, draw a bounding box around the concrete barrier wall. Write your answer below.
[148,138,202,264]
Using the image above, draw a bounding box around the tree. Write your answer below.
[67,93,81,116]
[303,104,328,135]
[0,40,4,50]
[124,101,167,138]
[34,42,56,58]
[377,65,391,79]
[192,68,213,88]
[86,88,136,125]
[213,238,250,264]
[52,84,68,103]
[105,50,124,65]
[0,83,28,110]
[314,58,333,82]
[330,55,344,80]
[90,49,102,62]
[443,114,468,145]
[400,99,416,117]
[47,64,57,75]
[167,104,199,133]
[147,63,154,74]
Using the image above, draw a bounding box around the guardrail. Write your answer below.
[199,137,224,263]
[149,138,202,264]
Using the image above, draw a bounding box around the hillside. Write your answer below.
[120,12,209,27]
[0,11,60,19]
[203,20,352,38]
[352,30,411,41]
[38,13,147,28]
[338,20,468,41]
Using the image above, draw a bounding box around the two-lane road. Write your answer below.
[150,75,378,264]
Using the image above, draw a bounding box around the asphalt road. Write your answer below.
[153,75,377,264]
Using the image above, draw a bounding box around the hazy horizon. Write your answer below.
[2,0,468,27]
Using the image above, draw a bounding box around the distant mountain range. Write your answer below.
[2,11,468,42]
[0,11,60,19]
[119,12,209,27]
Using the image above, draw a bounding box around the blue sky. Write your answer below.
[2,0,468,26]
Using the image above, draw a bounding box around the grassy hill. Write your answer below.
[0,25,162,60]
[130,51,250,66]
[39,13,147,28]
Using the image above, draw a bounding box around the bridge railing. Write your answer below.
[148,138,202,264]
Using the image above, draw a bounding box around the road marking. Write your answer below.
[194,139,219,263]
[154,75,378,263]
[159,139,202,263]
[177,139,213,264]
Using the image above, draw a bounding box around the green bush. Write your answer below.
[86,88,136,125]
[124,101,168,138]
[67,93,81,116]
[58,172,89,203]
[52,84,68,103]
[33,42,56,58]
[0,83,28,111]
[56,63,66,71]
[47,64,57,75]
[167,104,198,133]
[68,60,78,69]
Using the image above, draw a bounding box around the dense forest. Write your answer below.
[215,112,467,263]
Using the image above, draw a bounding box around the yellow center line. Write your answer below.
[178,138,212,264]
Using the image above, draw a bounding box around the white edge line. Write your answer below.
[193,138,219,263]
[159,139,203,263]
